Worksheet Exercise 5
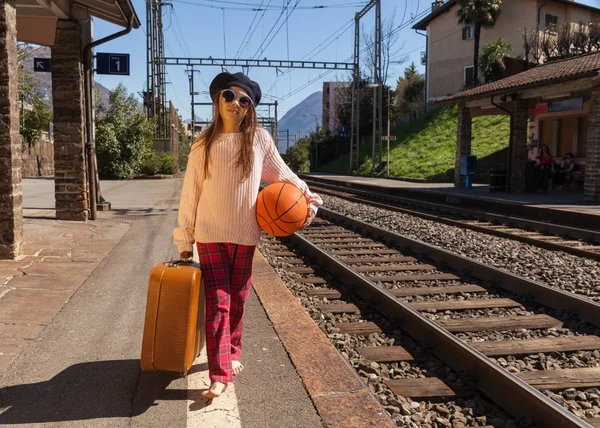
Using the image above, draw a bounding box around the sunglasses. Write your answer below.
[221,89,253,109]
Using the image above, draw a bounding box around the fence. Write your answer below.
[424,147,509,183]
[22,137,54,178]
[395,107,426,126]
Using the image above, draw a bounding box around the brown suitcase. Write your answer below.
[140,260,206,373]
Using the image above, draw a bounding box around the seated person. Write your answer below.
[553,152,575,189]
[534,144,553,193]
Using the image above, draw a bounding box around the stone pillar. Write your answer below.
[584,87,600,202]
[509,99,529,193]
[0,0,23,259]
[51,21,88,221]
[454,102,472,187]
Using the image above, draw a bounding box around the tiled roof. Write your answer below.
[413,1,457,31]
[439,52,600,103]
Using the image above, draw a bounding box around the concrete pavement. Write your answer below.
[0,178,323,427]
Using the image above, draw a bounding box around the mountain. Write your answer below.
[278,91,322,143]
[21,46,111,111]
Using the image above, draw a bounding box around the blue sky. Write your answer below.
[92,0,599,121]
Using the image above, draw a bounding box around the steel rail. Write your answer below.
[300,174,600,230]
[289,212,593,427]
[318,207,600,327]
[305,180,600,261]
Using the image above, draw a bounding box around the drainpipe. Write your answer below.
[537,1,550,28]
[83,16,134,220]
[491,95,513,193]
[416,29,428,113]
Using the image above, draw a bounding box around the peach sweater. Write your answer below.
[173,128,323,254]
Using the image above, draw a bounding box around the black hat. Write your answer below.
[209,72,262,106]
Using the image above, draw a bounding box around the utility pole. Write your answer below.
[274,101,279,148]
[146,0,169,139]
[287,129,290,151]
[387,87,391,177]
[350,0,381,174]
[372,0,383,174]
[188,67,195,142]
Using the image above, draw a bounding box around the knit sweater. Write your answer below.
[173,128,323,254]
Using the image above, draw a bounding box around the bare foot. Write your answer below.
[202,382,228,400]
[232,360,244,375]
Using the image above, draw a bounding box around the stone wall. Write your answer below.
[51,21,88,221]
[0,0,23,259]
[584,87,600,202]
[509,100,529,194]
[22,140,54,177]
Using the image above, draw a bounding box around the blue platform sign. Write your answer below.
[33,58,51,72]
[339,125,350,138]
[96,53,130,75]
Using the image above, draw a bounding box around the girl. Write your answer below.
[173,72,323,400]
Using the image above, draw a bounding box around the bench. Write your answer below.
[553,157,585,189]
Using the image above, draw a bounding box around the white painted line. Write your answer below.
[188,245,241,428]
[187,350,241,428]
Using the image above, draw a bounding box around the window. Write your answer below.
[462,25,475,40]
[545,14,558,31]
[464,66,475,87]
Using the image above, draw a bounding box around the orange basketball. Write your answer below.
[256,183,308,237]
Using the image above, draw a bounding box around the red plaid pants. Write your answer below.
[196,242,255,384]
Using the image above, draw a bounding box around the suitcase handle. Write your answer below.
[165,259,196,267]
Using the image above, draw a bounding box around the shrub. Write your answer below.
[157,151,178,174]
[96,84,154,179]
[140,150,178,176]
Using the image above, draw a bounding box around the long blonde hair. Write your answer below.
[194,100,258,181]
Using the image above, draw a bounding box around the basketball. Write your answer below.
[256,183,308,237]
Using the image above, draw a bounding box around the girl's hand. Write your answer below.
[301,208,316,229]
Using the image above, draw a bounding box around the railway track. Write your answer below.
[301,179,600,262]
[261,207,600,427]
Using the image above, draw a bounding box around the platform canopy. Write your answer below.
[16,0,141,46]
[437,52,600,117]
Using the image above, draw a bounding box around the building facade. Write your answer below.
[414,0,600,103]
[322,81,350,134]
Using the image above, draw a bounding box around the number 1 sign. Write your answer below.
[96,53,130,76]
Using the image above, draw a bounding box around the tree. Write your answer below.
[337,76,375,134]
[479,39,513,82]
[396,63,425,115]
[20,98,52,148]
[525,21,600,63]
[18,43,53,148]
[362,10,407,84]
[96,84,155,179]
[456,0,503,86]
[178,117,191,171]
[282,138,310,172]
[522,27,541,67]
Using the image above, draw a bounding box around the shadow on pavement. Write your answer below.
[0,360,182,424]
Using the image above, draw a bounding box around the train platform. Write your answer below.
[0,178,390,428]
[300,173,600,229]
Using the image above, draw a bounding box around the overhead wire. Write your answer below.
[266,5,431,102]
[234,0,271,59]
[250,0,298,61]
[265,18,354,95]
[172,0,367,11]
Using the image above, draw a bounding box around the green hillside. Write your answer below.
[320,105,510,180]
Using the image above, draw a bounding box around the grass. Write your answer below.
[318,105,510,180]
